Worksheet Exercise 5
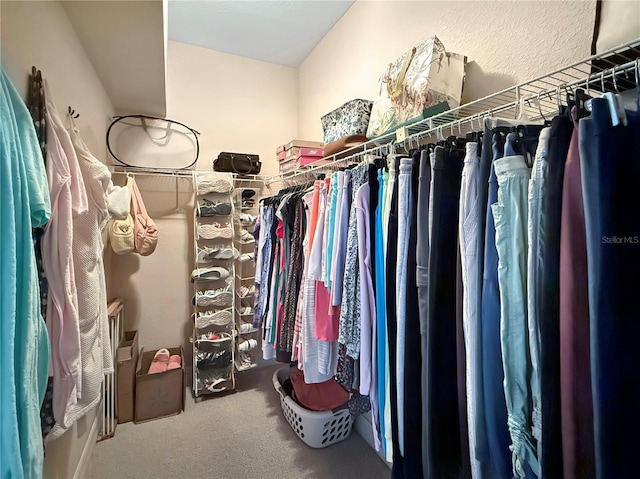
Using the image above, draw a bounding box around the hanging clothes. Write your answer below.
[46,117,129,441]
[0,68,51,479]
[559,112,595,479]
[41,81,88,429]
[580,97,640,479]
[259,85,639,479]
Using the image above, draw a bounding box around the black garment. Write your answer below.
[457,245,472,479]
[581,100,640,478]
[386,157,404,479]
[416,149,432,474]
[401,151,423,478]
[539,114,572,479]
[425,146,464,478]
[278,197,306,363]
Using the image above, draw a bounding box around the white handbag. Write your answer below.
[109,214,135,255]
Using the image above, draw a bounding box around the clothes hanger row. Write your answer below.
[273,60,639,185]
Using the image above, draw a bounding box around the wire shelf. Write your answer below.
[266,38,640,183]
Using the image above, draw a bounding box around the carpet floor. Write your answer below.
[87,364,390,479]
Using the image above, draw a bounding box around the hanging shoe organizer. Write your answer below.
[233,178,262,372]
[191,172,237,397]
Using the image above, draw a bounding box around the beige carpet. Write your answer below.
[87,364,390,479]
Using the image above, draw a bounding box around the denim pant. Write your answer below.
[425,146,464,478]
[526,127,550,450]
[459,142,481,479]
[579,98,640,479]
[395,158,413,455]
[416,149,432,474]
[540,114,573,479]
[480,133,512,479]
[475,119,519,474]
[492,146,539,478]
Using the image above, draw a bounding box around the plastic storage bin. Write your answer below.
[273,366,353,448]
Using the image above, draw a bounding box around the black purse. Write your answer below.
[213,152,261,175]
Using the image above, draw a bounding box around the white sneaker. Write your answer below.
[191,267,230,281]
[239,229,254,243]
[239,322,256,333]
[196,246,239,263]
[238,253,254,262]
[239,214,256,227]
[195,288,233,308]
[195,175,233,195]
[195,310,233,329]
[238,338,258,352]
[205,377,227,393]
[198,223,234,240]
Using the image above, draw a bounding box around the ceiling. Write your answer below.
[168,0,354,67]
[63,0,166,116]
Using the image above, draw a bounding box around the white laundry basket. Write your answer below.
[273,366,353,448]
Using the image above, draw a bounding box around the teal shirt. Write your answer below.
[1,69,51,479]
[325,172,339,291]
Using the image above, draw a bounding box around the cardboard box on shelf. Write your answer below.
[297,147,324,158]
[116,330,139,424]
[299,156,331,167]
[276,144,286,154]
[277,150,287,161]
[279,158,298,173]
[134,346,184,423]
[285,139,324,150]
[284,149,298,163]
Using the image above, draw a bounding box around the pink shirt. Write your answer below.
[41,84,88,427]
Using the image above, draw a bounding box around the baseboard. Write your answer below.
[73,404,101,479]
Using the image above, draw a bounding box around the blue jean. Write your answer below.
[526,128,550,449]
[395,158,413,455]
[459,142,481,479]
[579,98,640,479]
[492,147,539,478]
[479,133,512,479]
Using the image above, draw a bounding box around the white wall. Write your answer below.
[1,2,114,478]
[1,1,114,160]
[167,40,298,176]
[297,0,597,139]
[108,41,298,380]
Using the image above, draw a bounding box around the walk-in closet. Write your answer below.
[2,1,640,478]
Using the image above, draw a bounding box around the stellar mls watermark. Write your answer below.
[602,236,640,244]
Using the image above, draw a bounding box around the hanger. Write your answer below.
[635,59,640,110]
[600,69,622,126]
[67,106,80,119]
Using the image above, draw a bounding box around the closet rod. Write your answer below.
[112,167,271,182]
[267,37,640,182]
[112,167,195,178]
